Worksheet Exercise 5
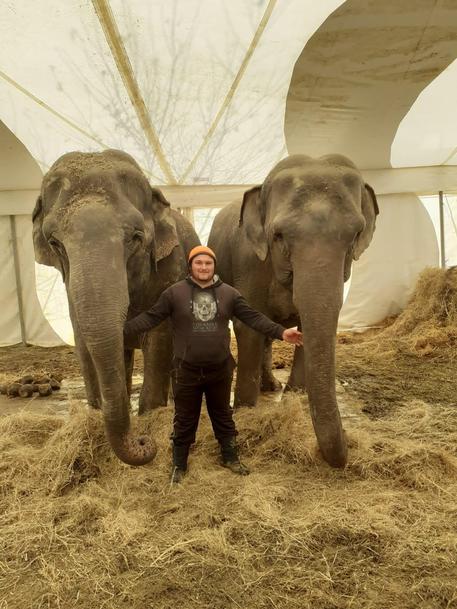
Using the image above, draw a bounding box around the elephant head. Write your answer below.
[32,149,180,466]
[239,154,379,467]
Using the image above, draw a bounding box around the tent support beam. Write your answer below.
[92,0,176,184]
[439,190,446,268]
[9,215,27,345]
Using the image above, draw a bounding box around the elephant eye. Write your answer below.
[132,230,144,243]
[272,230,291,257]
[129,230,145,251]
[48,236,62,250]
[47,236,66,261]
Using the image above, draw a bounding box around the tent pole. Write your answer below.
[438,190,446,269]
[9,215,27,345]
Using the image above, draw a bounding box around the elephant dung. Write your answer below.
[35,376,51,385]
[6,382,21,397]
[37,383,53,397]
[50,378,61,391]
[20,374,35,385]
[18,384,34,398]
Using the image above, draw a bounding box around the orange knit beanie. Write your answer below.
[188,245,217,264]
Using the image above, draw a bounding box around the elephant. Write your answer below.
[208,154,379,467]
[32,149,199,466]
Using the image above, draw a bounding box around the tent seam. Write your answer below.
[178,0,278,184]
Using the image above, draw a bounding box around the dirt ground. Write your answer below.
[336,329,457,418]
[1,327,455,418]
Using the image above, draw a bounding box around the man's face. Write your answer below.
[191,254,215,282]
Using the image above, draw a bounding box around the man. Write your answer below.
[124,245,302,483]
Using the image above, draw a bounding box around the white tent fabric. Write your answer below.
[340,194,439,330]
[0,0,344,181]
[0,120,62,346]
[0,216,64,346]
[1,0,456,344]
[421,194,457,268]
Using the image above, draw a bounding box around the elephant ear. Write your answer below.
[149,187,179,263]
[32,196,58,267]
[239,186,268,261]
[353,183,379,261]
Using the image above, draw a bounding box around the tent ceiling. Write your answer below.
[0,0,343,186]
[1,0,457,191]
[285,0,457,170]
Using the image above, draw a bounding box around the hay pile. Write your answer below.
[349,267,457,359]
[1,394,457,609]
[382,266,457,357]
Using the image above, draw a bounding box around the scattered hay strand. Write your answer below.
[1,392,457,609]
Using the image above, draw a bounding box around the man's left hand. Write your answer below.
[282,327,303,346]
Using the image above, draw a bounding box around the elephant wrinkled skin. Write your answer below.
[33,150,199,466]
[208,154,379,468]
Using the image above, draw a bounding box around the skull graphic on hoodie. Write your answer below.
[192,290,218,332]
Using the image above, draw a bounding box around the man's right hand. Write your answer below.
[282,327,303,346]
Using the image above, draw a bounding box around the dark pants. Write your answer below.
[171,357,237,446]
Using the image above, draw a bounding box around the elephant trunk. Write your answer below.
[68,245,156,466]
[292,243,347,468]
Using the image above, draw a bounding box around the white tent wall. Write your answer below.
[0,120,64,346]
[0,210,64,347]
[421,194,457,268]
[339,194,439,329]
[0,215,22,345]
[10,216,64,347]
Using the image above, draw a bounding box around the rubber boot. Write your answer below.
[171,444,190,484]
[220,437,250,475]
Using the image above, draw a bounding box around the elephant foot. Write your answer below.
[260,375,282,393]
[283,383,306,394]
[138,401,168,415]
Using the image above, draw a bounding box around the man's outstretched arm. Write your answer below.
[233,294,303,345]
[124,290,172,336]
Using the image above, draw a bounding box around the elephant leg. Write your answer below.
[260,338,282,392]
[124,348,134,396]
[69,303,102,409]
[284,345,306,393]
[139,321,172,413]
[233,321,264,408]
